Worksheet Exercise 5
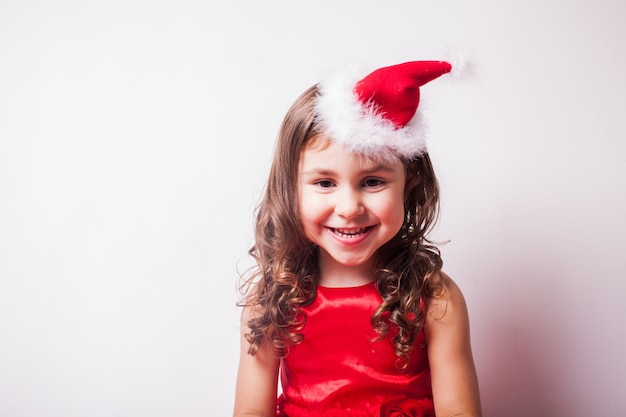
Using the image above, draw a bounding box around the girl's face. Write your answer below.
[298,139,406,285]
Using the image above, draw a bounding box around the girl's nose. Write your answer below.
[334,188,365,219]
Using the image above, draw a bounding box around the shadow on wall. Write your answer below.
[476,273,582,417]
[480,317,556,416]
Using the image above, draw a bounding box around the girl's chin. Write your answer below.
[321,251,376,270]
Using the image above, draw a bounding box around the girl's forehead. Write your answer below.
[300,137,404,170]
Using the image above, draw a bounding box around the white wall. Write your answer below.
[1,1,624,416]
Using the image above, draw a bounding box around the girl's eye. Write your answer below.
[363,178,384,188]
[315,180,335,188]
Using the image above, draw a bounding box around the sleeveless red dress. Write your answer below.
[276,282,434,417]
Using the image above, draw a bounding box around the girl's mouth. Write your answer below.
[330,226,372,238]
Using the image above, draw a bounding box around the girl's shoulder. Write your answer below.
[425,271,469,325]
[422,271,482,416]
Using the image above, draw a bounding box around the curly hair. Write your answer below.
[239,84,443,366]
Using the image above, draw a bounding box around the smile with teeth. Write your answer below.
[330,226,372,238]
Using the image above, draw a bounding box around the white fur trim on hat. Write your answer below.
[314,67,428,161]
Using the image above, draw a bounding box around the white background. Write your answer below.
[1,1,625,416]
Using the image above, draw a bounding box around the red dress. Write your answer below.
[276,282,434,417]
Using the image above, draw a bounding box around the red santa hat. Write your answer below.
[314,60,452,160]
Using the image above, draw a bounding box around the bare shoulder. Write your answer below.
[233,306,280,417]
[426,270,469,325]
[424,270,482,416]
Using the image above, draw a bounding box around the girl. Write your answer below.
[234,61,482,417]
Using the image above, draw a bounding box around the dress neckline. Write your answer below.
[317,280,377,291]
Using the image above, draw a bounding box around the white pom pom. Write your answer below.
[444,50,479,82]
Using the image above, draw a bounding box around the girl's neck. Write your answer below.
[317,249,377,288]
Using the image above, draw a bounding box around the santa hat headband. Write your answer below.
[314,60,452,160]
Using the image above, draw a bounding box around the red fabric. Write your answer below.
[355,61,452,128]
[379,397,435,417]
[277,282,434,417]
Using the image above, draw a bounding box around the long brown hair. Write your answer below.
[239,84,443,366]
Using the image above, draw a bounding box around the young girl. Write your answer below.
[234,60,482,417]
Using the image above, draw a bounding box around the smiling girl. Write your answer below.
[234,61,482,417]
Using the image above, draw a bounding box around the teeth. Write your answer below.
[333,227,369,237]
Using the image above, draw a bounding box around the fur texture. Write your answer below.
[315,67,429,161]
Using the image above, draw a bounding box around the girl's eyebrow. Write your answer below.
[301,164,399,176]
[300,168,334,176]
